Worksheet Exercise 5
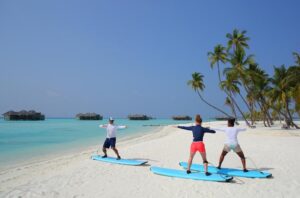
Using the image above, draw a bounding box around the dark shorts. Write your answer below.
[103,138,116,148]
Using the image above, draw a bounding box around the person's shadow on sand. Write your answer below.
[257,167,274,171]
[126,158,159,166]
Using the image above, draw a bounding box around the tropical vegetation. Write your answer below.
[188,29,300,129]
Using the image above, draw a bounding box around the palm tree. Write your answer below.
[225,29,258,126]
[226,29,250,52]
[287,65,300,117]
[208,44,227,82]
[246,64,273,126]
[246,93,256,125]
[207,44,238,119]
[220,77,251,127]
[226,49,255,80]
[291,52,300,116]
[188,72,231,117]
[270,65,299,129]
[224,49,255,115]
[293,86,300,117]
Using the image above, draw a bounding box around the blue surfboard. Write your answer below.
[179,162,272,178]
[150,166,233,182]
[91,155,148,166]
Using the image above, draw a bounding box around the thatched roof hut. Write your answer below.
[214,116,229,121]
[172,115,192,120]
[128,114,150,120]
[3,110,45,121]
[76,113,103,120]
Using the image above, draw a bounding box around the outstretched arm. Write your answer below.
[99,124,107,128]
[203,127,216,134]
[117,125,127,129]
[176,126,193,131]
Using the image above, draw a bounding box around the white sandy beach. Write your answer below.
[1,121,300,198]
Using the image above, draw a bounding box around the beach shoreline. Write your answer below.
[1,120,300,197]
[0,123,170,172]
[0,118,193,171]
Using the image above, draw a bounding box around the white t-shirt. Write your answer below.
[99,124,126,138]
[211,127,246,145]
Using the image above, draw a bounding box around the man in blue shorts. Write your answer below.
[99,117,127,159]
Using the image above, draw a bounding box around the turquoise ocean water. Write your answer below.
[0,118,193,169]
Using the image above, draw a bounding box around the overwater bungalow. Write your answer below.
[76,113,103,120]
[172,115,192,120]
[128,114,150,120]
[214,116,230,121]
[3,110,45,121]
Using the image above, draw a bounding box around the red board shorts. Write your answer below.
[190,141,206,153]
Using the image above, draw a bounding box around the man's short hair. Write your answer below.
[228,118,235,126]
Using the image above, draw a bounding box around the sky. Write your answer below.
[0,0,299,118]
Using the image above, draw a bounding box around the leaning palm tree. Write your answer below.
[208,44,238,118]
[287,65,300,117]
[224,49,255,112]
[220,77,252,127]
[208,44,228,82]
[291,53,300,113]
[293,86,300,117]
[270,65,299,129]
[226,30,257,124]
[246,63,274,126]
[226,29,250,52]
[188,72,231,117]
[227,49,255,80]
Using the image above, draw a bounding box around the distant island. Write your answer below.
[76,113,103,120]
[3,110,45,121]
[172,115,192,120]
[128,114,151,120]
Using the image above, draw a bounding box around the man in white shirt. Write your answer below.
[211,118,248,172]
[99,117,127,159]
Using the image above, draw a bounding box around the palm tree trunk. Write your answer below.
[256,100,271,127]
[238,92,252,112]
[229,93,252,127]
[217,62,222,83]
[266,110,274,125]
[256,96,273,126]
[250,102,255,125]
[265,110,271,127]
[285,101,300,129]
[196,90,231,118]
[216,61,236,120]
[263,116,267,127]
[217,61,222,83]
[230,100,238,119]
[228,94,239,125]
[223,91,236,119]
[259,95,274,125]
[262,103,271,127]
[239,85,256,125]
[279,110,291,128]
[221,84,251,126]
[239,92,255,125]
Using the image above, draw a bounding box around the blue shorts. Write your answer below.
[103,138,116,148]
